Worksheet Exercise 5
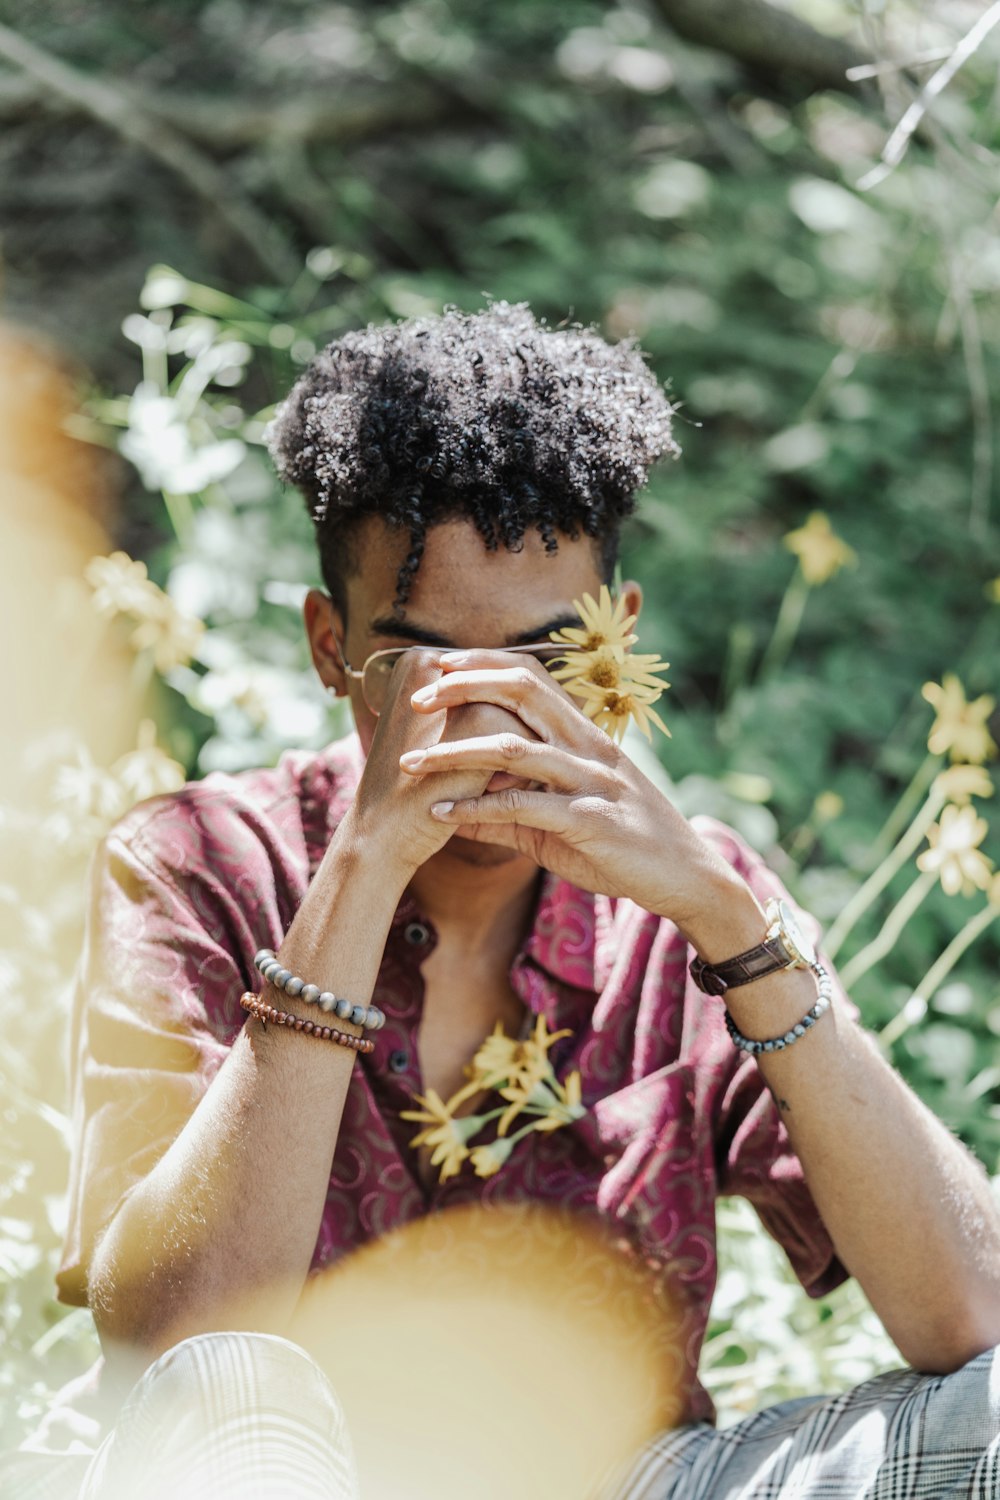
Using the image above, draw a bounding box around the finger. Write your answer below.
[430,786,571,832]
[400,734,588,790]
[437,649,551,672]
[448,820,524,849]
[411,665,591,747]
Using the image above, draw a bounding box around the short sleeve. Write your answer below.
[693,815,858,1299]
[714,1053,849,1297]
[57,826,245,1307]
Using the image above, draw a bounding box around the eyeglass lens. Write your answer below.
[360,646,573,716]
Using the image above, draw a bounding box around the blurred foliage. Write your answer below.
[3,0,1000,1458]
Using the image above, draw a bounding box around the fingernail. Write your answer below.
[400,750,426,768]
[431,801,454,817]
[439,652,468,665]
[411,687,435,703]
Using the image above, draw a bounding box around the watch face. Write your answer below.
[776,898,816,967]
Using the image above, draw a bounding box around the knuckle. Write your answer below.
[498,733,523,762]
[399,647,440,684]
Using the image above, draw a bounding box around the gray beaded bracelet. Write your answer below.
[253,948,385,1032]
[723,963,833,1056]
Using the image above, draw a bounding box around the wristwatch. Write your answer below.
[689,897,817,997]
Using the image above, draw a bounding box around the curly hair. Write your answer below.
[265,300,679,612]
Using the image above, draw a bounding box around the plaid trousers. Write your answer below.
[4,1333,999,1499]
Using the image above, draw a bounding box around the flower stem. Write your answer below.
[881,902,1000,1051]
[823,786,944,960]
[839,870,937,991]
[758,569,811,682]
[864,751,941,871]
[161,489,195,547]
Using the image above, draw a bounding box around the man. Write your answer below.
[11,302,1000,1499]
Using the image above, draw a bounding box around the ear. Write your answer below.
[620,579,643,622]
[304,589,348,696]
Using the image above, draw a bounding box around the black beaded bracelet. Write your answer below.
[253,948,385,1032]
[724,963,833,1056]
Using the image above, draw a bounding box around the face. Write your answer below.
[304,517,641,862]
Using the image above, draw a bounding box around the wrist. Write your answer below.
[666,864,768,963]
[327,807,415,895]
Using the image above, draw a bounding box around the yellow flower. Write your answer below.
[85,550,164,620]
[813,791,844,823]
[922,675,997,765]
[933,765,994,805]
[550,644,665,692]
[399,1089,485,1182]
[571,679,671,743]
[111,720,186,804]
[467,1022,523,1089]
[51,745,126,825]
[497,1070,559,1136]
[549,585,637,655]
[916,804,994,897]
[987,577,1000,605]
[84,549,203,672]
[470,1137,516,1178]
[783,512,857,585]
[525,1070,586,1131]
[549,586,671,742]
[130,599,204,673]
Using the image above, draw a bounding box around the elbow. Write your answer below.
[898,1304,1000,1376]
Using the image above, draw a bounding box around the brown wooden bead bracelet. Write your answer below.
[240,992,375,1054]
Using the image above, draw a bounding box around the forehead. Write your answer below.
[346,517,605,642]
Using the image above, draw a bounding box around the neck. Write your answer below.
[407,843,542,962]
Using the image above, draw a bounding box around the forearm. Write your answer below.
[680,871,1000,1374]
[90,819,406,1366]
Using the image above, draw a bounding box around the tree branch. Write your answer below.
[651,0,873,98]
[0,73,466,150]
[0,23,301,283]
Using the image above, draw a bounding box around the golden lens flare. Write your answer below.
[548,585,671,742]
[289,1200,694,1500]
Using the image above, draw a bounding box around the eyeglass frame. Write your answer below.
[331,638,584,717]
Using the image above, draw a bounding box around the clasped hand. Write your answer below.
[392,647,728,922]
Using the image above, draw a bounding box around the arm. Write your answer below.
[88,829,400,1377]
[88,651,520,1378]
[685,885,1000,1374]
[404,649,1000,1375]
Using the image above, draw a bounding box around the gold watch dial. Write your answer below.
[774,898,816,967]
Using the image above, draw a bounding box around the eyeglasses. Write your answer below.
[333,640,582,717]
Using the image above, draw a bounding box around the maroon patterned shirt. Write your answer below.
[59,734,848,1421]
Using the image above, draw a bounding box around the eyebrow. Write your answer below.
[367,612,582,647]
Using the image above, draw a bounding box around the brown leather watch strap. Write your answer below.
[689,933,793,997]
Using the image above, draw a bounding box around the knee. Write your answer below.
[130,1330,343,1424]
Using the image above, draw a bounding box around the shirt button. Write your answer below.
[388,1049,410,1074]
[403,921,430,946]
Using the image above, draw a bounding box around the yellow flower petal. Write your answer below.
[783,512,857,585]
[922,675,997,765]
[916,803,994,896]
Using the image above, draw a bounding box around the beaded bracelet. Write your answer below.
[724,963,833,1056]
[253,948,384,1032]
[240,992,375,1054]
